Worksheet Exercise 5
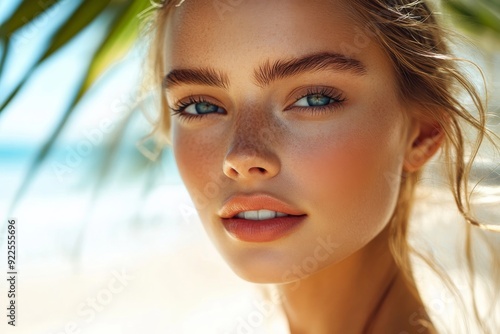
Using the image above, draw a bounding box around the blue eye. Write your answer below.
[294,94,334,107]
[289,88,346,114]
[171,97,225,120]
[185,101,223,114]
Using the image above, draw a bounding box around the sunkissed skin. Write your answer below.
[163,0,443,333]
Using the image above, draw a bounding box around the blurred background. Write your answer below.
[0,0,499,333]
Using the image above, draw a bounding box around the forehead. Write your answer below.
[163,0,392,82]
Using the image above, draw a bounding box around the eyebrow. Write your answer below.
[163,51,367,90]
[163,68,230,90]
[254,52,367,87]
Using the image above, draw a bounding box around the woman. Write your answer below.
[145,0,500,332]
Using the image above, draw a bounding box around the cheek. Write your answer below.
[172,126,223,209]
[290,109,405,233]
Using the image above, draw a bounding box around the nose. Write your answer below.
[222,126,281,181]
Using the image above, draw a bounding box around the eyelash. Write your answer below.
[290,87,346,115]
[170,96,219,121]
[170,88,346,121]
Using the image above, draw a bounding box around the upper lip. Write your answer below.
[218,193,306,219]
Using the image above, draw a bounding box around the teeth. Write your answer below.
[244,211,259,220]
[235,210,290,220]
[258,209,276,220]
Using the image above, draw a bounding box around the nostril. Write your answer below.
[249,167,267,174]
[222,151,280,180]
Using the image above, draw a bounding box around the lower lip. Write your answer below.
[221,215,307,242]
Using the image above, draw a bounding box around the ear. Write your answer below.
[403,120,445,173]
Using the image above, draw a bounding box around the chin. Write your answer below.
[214,242,341,285]
[216,247,306,284]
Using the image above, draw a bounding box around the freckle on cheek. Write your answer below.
[175,135,216,182]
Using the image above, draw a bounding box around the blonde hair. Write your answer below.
[343,1,500,332]
[144,0,500,332]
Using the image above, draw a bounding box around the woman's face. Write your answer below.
[164,0,414,283]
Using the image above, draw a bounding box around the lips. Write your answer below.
[218,193,307,242]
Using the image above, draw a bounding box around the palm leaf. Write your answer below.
[444,0,500,37]
[82,0,152,92]
[480,0,500,12]
[39,0,115,61]
[0,0,115,113]
[0,0,60,37]
[5,0,152,214]
[0,37,9,82]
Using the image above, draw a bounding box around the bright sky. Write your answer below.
[0,0,144,146]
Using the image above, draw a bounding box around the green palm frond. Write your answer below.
[444,0,500,42]
[1,0,112,112]
[0,0,152,113]
[0,0,60,36]
[0,0,154,213]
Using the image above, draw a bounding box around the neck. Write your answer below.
[274,225,434,334]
